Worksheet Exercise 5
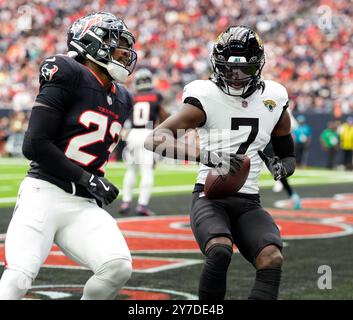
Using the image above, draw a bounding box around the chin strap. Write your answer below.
[69,41,129,83]
[213,73,262,98]
[85,53,128,83]
[67,51,79,58]
[240,77,263,99]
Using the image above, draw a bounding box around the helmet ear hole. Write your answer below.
[97,49,108,58]
[95,27,105,36]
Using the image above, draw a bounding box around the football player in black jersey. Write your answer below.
[0,12,137,300]
[119,68,169,216]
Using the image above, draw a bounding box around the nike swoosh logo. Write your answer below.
[99,179,110,191]
[46,57,56,62]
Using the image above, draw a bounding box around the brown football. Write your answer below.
[204,155,251,199]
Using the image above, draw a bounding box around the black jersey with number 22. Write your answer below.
[28,54,132,195]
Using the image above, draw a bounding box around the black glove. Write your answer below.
[78,171,119,205]
[258,150,287,181]
[200,149,243,176]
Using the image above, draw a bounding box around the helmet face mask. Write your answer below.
[211,26,265,97]
[102,29,137,75]
[216,64,255,88]
[67,12,137,83]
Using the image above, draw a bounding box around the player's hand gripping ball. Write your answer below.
[204,154,250,199]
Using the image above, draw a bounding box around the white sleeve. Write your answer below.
[182,80,208,127]
[182,80,208,106]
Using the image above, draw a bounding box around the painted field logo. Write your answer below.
[1,214,352,272]
[1,193,353,277]
[275,193,353,212]
[25,285,197,300]
[1,193,353,300]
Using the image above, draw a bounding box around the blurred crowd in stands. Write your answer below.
[1,0,353,165]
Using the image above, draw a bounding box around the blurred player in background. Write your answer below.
[293,115,312,168]
[0,12,137,300]
[145,26,296,300]
[320,121,340,169]
[119,68,169,216]
[338,117,353,170]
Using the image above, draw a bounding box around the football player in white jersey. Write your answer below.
[145,26,296,300]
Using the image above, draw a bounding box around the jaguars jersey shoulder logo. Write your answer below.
[41,61,59,81]
[263,99,277,112]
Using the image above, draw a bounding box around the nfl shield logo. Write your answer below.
[107,96,112,105]
[242,100,248,108]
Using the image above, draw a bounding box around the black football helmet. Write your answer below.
[67,12,137,83]
[134,68,153,91]
[211,25,265,98]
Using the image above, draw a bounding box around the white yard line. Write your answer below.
[1,177,353,205]
[0,158,29,166]
[0,174,26,180]
[0,197,17,204]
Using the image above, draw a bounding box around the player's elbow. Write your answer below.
[22,131,36,160]
[22,132,48,163]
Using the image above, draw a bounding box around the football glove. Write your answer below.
[258,150,287,181]
[78,172,119,205]
[200,150,243,176]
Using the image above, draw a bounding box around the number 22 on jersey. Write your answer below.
[65,110,121,166]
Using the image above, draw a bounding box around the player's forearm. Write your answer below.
[23,133,84,182]
[271,134,295,158]
[270,133,296,178]
[144,129,200,162]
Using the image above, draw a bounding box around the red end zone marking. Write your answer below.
[40,254,202,272]
[275,193,353,211]
[270,209,353,225]
[25,286,171,300]
[119,216,191,235]
[117,214,353,244]
[1,208,353,272]
[125,236,199,252]
[0,244,202,272]
[121,290,170,300]
[275,219,348,238]
[26,285,197,300]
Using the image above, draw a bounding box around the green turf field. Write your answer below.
[1,158,353,206]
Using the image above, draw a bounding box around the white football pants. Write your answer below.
[0,177,132,300]
[122,129,155,206]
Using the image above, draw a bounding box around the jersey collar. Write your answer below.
[84,66,116,93]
